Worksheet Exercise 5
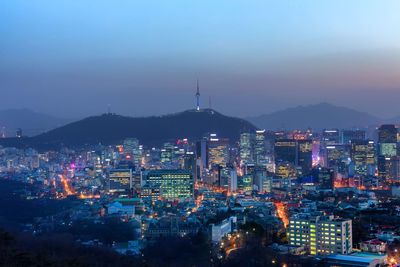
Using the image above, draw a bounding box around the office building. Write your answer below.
[208,135,229,168]
[240,132,254,164]
[108,169,133,193]
[274,139,297,165]
[350,140,375,176]
[238,174,253,192]
[297,139,313,174]
[325,145,350,174]
[311,167,335,189]
[341,130,366,144]
[123,138,142,167]
[229,170,238,192]
[161,142,174,164]
[377,125,398,179]
[288,214,352,256]
[254,130,267,165]
[183,151,198,182]
[322,129,340,145]
[141,170,193,201]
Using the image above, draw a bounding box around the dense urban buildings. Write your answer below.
[2,111,400,267]
[0,77,398,267]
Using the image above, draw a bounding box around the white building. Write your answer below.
[228,169,237,192]
[211,216,237,243]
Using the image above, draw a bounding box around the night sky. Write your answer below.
[1,1,400,118]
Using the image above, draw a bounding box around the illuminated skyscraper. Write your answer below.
[377,125,398,179]
[322,129,340,145]
[325,145,350,174]
[183,151,198,182]
[238,174,253,192]
[254,130,267,165]
[350,140,375,176]
[161,142,174,164]
[208,135,229,168]
[240,132,254,164]
[123,138,142,167]
[297,139,313,174]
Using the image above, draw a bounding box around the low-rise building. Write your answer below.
[211,216,237,243]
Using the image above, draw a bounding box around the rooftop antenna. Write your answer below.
[107,104,111,114]
[196,79,200,111]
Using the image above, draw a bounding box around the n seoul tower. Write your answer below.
[196,79,200,111]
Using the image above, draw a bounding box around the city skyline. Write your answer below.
[1,1,400,118]
[2,2,400,267]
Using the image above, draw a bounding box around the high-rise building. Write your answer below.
[254,130,267,165]
[297,139,313,174]
[208,135,229,168]
[183,151,198,182]
[378,124,397,144]
[288,214,352,256]
[350,140,375,176]
[341,130,365,144]
[161,142,174,164]
[141,170,194,201]
[322,129,340,145]
[377,125,398,179]
[274,139,297,165]
[108,169,133,193]
[196,137,208,171]
[228,169,238,192]
[240,132,254,164]
[238,174,253,192]
[324,144,350,174]
[123,138,142,167]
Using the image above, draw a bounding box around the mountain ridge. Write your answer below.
[247,103,383,130]
[0,109,256,149]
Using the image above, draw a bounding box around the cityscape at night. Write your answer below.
[1,1,400,267]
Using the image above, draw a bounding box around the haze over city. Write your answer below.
[4,1,400,267]
[1,1,400,118]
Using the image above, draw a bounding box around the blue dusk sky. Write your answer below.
[1,0,400,118]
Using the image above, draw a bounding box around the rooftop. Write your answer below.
[325,252,387,263]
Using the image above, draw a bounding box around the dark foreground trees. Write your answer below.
[0,229,139,267]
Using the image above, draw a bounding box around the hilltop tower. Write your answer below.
[196,79,200,111]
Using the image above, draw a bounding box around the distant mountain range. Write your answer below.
[0,109,72,137]
[247,103,384,130]
[0,109,256,148]
[2,103,400,149]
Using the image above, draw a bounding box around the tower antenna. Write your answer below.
[196,79,200,111]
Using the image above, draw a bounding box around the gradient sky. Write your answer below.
[1,0,400,118]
